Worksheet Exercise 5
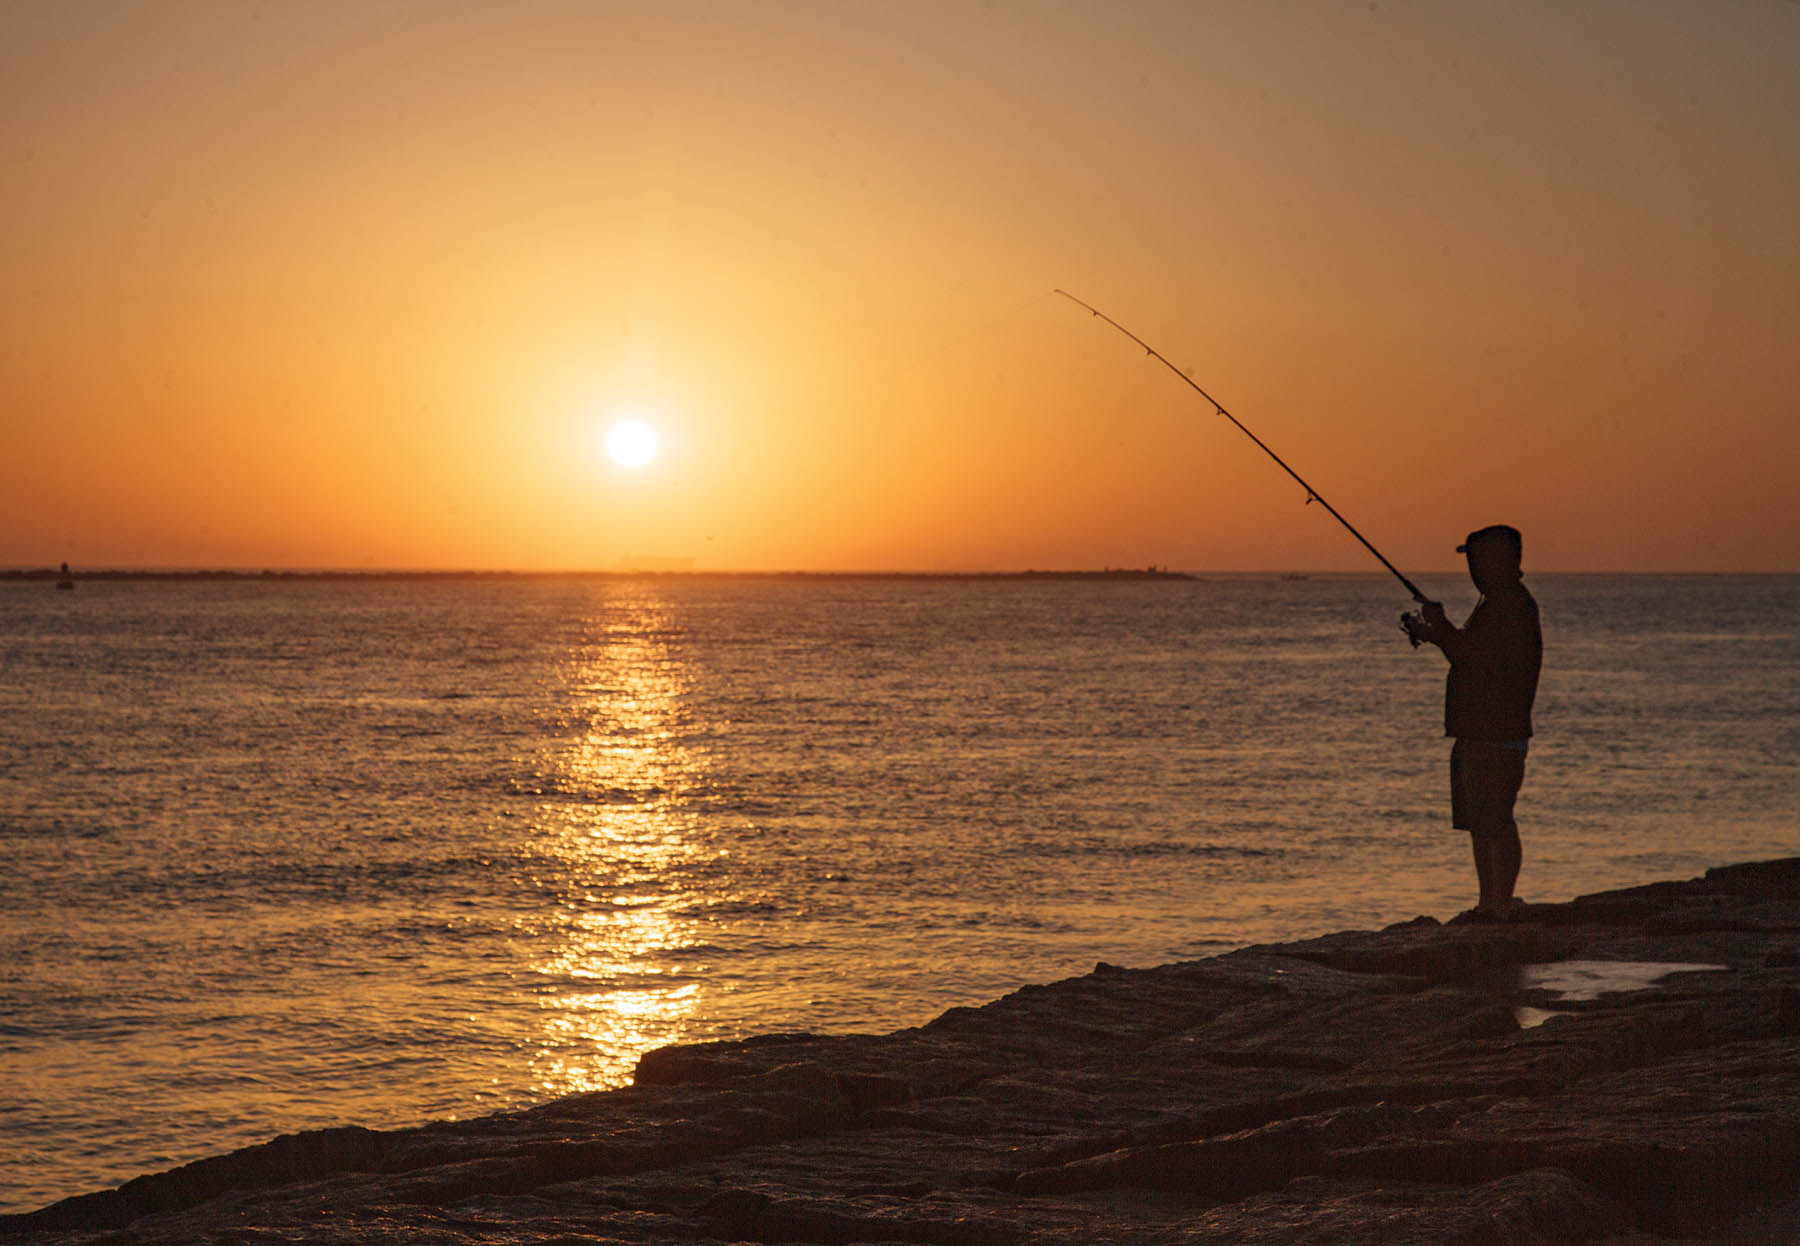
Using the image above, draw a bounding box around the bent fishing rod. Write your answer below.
[1054,289,1430,608]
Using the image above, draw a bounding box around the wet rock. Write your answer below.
[7,858,1800,1244]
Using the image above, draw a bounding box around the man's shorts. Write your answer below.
[1450,738,1528,834]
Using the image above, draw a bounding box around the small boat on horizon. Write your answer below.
[55,561,75,590]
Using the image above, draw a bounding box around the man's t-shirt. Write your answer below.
[1445,583,1542,740]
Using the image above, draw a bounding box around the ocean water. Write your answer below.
[1,573,1794,1212]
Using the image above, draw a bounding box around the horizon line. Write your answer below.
[5,565,1795,579]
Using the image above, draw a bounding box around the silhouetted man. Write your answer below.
[1403,525,1542,921]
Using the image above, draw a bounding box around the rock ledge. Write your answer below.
[8,859,1800,1244]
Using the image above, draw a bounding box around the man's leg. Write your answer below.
[1457,739,1527,915]
[1470,823,1522,912]
[1469,832,1496,908]
[1491,820,1522,905]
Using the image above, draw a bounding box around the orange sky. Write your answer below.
[3,2,1795,572]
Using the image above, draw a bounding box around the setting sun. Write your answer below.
[605,420,659,470]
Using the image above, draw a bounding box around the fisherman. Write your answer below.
[1403,525,1542,922]
[1055,295,1544,918]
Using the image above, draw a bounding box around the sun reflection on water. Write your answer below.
[526,590,712,1097]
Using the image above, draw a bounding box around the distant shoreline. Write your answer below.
[7,568,1793,584]
[2,567,1200,583]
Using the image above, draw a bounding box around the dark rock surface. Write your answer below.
[7,859,1800,1244]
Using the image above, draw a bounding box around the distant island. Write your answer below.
[2,566,1199,583]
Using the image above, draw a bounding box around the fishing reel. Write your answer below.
[1398,601,1444,649]
[1399,611,1425,648]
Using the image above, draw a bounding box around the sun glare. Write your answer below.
[605,420,659,469]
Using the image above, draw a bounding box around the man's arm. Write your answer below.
[1404,599,1476,661]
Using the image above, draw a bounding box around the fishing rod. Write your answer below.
[1054,289,1430,607]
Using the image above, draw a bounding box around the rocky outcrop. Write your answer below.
[7,859,1800,1244]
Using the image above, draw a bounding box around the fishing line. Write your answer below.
[1054,288,1429,606]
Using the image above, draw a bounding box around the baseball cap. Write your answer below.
[1457,524,1522,554]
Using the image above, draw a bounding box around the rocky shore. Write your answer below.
[7,859,1799,1244]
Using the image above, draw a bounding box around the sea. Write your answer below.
[1,572,1794,1213]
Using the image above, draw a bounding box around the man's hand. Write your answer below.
[1401,600,1449,646]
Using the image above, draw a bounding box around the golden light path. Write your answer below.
[528,588,710,1097]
